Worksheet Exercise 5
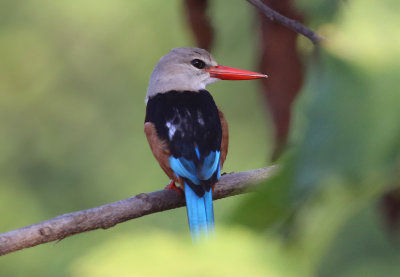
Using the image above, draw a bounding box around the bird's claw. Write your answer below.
[165,180,184,195]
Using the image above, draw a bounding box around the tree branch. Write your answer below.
[0,166,276,256]
[246,0,323,45]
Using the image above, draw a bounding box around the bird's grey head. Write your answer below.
[146,47,219,102]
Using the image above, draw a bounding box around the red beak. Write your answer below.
[205,65,268,80]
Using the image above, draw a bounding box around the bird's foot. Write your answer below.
[165,180,183,195]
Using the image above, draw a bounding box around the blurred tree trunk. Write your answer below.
[258,0,304,161]
[381,186,400,232]
[183,0,214,51]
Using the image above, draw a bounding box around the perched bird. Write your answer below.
[144,47,267,241]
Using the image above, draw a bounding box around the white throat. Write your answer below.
[146,69,218,103]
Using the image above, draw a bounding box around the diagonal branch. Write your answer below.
[0,166,276,256]
[246,0,323,45]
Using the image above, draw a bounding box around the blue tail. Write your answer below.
[184,183,214,242]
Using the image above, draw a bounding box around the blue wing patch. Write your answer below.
[169,156,200,185]
[169,150,220,185]
[199,151,220,180]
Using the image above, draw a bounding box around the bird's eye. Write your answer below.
[191,59,206,69]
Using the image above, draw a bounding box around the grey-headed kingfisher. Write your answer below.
[144,48,267,241]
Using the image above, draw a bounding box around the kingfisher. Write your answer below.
[144,47,267,241]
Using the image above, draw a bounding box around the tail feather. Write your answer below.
[184,183,215,242]
[204,189,214,233]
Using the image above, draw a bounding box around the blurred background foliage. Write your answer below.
[0,0,399,276]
